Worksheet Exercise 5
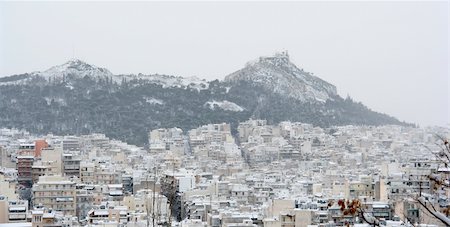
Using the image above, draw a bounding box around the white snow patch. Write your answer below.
[65,83,74,90]
[205,100,244,112]
[44,97,67,106]
[117,74,209,91]
[0,76,33,86]
[144,97,164,105]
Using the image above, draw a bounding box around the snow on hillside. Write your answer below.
[0,77,32,86]
[118,74,209,90]
[225,51,337,103]
[144,97,164,105]
[0,59,210,91]
[205,100,244,112]
[0,59,113,86]
[38,59,113,80]
[1,52,336,103]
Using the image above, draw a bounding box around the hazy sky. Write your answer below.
[0,1,448,127]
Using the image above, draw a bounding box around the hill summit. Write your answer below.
[225,51,337,103]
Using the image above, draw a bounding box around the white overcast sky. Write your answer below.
[0,1,448,127]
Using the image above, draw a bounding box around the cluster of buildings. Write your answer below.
[0,121,448,226]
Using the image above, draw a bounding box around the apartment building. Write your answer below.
[0,196,28,223]
[62,154,81,179]
[17,155,34,187]
[32,175,76,216]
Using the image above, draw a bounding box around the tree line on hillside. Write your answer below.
[0,77,412,146]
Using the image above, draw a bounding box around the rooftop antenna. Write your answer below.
[283,49,289,59]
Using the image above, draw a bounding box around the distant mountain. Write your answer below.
[39,58,113,81]
[225,51,336,103]
[0,59,209,90]
[0,53,412,145]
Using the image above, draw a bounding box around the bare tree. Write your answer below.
[417,136,450,226]
[328,199,380,226]
[328,136,449,226]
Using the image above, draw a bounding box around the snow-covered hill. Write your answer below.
[38,59,113,80]
[0,59,209,90]
[0,52,410,145]
[0,59,113,86]
[224,51,337,103]
[1,53,336,101]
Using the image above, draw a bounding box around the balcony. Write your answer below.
[9,213,27,221]
[56,197,74,202]
[33,188,74,192]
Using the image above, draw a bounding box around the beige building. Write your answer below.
[122,190,169,217]
[80,161,118,185]
[0,196,28,223]
[31,164,50,184]
[349,181,374,200]
[94,166,118,185]
[40,147,63,175]
[263,209,315,227]
[0,175,18,201]
[31,207,74,227]
[266,199,295,218]
[0,146,15,168]
[32,175,76,216]
[86,205,130,225]
[375,178,388,202]
[331,179,350,199]
[32,209,55,227]
[80,162,95,184]
[0,196,6,223]
[63,153,81,178]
